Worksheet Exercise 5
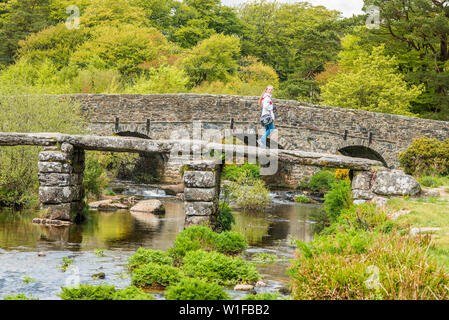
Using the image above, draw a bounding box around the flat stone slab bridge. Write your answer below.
[0,132,421,228]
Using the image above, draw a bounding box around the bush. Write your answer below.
[59,284,154,300]
[217,202,235,232]
[222,164,260,182]
[295,195,313,204]
[215,231,247,255]
[304,170,337,194]
[128,248,173,270]
[228,173,270,212]
[323,180,353,223]
[165,278,230,300]
[182,250,260,286]
[83,153,109,200]
[168,226,247,262]
[131,263,184,289]
[0,90,85,208]
[399,137,449,176]
[289,231,449,300]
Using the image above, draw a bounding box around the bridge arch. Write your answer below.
[337,145,388,167]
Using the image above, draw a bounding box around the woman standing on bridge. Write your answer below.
[258,85,276,148]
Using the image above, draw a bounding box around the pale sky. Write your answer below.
[222,0,365,17]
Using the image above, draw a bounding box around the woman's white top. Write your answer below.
[261,93,275,121]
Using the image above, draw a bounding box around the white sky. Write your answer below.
[222,0,365,17]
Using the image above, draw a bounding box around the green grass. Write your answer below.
[295,195,313,204]
[417,175,449,188]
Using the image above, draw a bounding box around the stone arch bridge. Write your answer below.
[65,93,449,167]
[0,133,421,228]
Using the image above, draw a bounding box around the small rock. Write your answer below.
[37,252,46,257]
[88,199,129,210]
[233,284,254,291]
[130,200,165,214]
[370,196,388,208]
[421,189,441,198]
[388,209,411,220]
[278,286,291,295]
[410,227,441,236]
[92,272,105,280]
[161,184,184,195]
[353,199,367,205]
[255,280,267,287]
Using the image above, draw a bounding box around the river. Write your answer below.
[0,181,321,300]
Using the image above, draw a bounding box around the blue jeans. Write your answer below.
[261,122,274,147]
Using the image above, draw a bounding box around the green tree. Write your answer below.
[183,33,240,86]
[359,0,449,119]
[321,41,424,116]
[0,0,53,66]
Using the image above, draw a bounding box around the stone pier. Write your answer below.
[38,143,85,222]
[182,160,222,230]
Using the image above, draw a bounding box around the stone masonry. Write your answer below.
[38,143,85,221]
[183,160,222,230]
[57,93,449,169]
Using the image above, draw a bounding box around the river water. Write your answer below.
[0,181,321,300]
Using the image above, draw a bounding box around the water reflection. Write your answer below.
[0,191,322,299]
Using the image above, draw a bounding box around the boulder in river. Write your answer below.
[88,199,129,210]
[161,184,184,195]
[130,199,165,214]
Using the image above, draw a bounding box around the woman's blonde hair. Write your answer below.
[258,85,273,107]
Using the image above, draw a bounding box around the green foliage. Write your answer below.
[59,284,154,300]
[418,176,449,188]
[0,87,85,208]
[242,293,283,300]
[228,172,270,212]
[128,248,174,270]
[323,180,353,223]
[165,278,230,300]
[3,293,37,300]
[183,33,240,86]
[83,153,109,200]
[94,249,106,257]
[217,202,235,232]
[321,42,423,116]
[168,225,247,262]
[131,262,184,289]
[181,250,260,286]
[399,137,449,176]
[295,195,313,204]
[222,164,260,181]
[23,275,36,284]
[300,170,336,194]
[290,229,449,300]
[58,257,74,272]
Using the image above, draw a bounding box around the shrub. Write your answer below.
[228,173,270,212]
[165,278,230,300]
[182,250,260,286]
[300,170,336,194]
[217,202,235,232]
[323,180,353,223]
[399,137,449,176]
[83,153,109,200]
[168,226,247,262]
[335,169,350,181]
[418,175,449,188]
[0,89,85,208]
[59,284,154,300]
[242,293,284,300]
[215,231,247,255]
[131,263,184,289]
[222,164,260,182]
[128,248,173,270]
[295,195,313,204]
[289,232,449,300]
